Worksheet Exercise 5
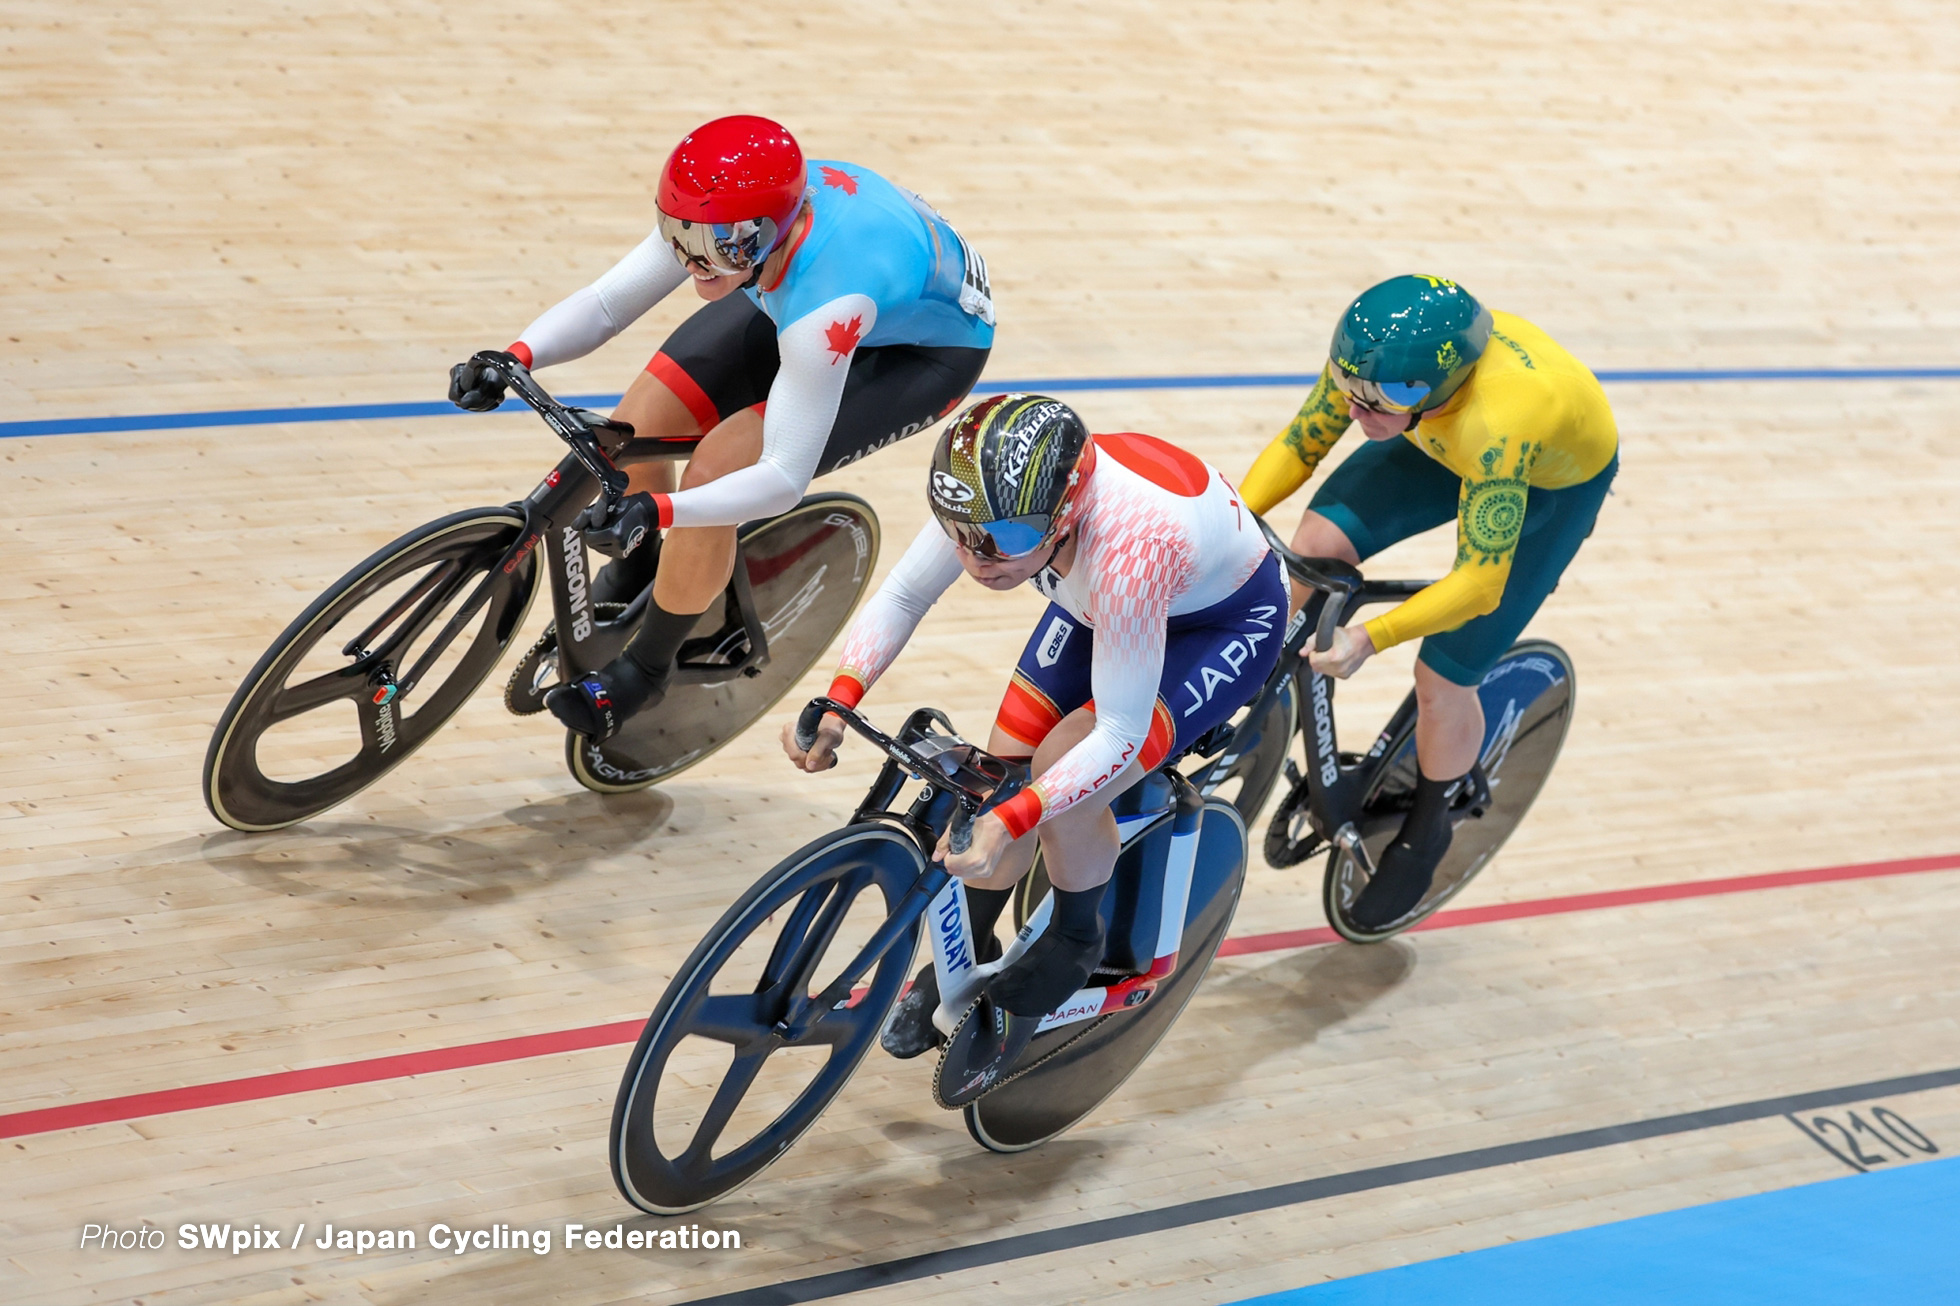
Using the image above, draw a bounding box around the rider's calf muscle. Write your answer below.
[650,412,764,614]
[1413,661,1484,780]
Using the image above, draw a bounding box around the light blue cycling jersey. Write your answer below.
[745,160,996,352]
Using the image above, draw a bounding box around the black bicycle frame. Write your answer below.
[1224,520,1431,861]
[385,355,778,700]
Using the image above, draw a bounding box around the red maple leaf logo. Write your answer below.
[819,166,860,195]
[823,315,864,362]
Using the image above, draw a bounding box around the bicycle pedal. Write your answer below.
[503,602,629,716]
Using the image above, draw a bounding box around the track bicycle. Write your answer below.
[1017,519,1578,944]
[201,353,880,831]
[608,696,1253,1214]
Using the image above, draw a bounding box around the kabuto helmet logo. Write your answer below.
[930,470,975,508]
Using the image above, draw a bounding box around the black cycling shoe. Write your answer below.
[882,932,1002,1059]
[881,963,946,1059]
[1350,789,1455,930]
[544,655,667,742]
[988,921,1105,1020]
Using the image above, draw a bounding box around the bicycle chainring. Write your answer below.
[1262,777,1325,867]
[502,602,629,715]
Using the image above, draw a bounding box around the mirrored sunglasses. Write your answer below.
[1331,369,1430,415]
[937,512,1054,560]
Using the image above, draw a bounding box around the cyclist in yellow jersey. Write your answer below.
[1240,275,1618,929]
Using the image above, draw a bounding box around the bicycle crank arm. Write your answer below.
[1333,824,1379,881]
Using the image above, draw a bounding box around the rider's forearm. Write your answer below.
[655,460,805,529]
[993,628,1167,839]
[992,715,1151,839]
[511,230,688,370]
[1238,368,1353,515]
[828,524,964,705]
[1362,565,1507,652]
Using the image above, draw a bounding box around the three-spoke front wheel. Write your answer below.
[610,825,926,1215]
[202,507,539,831]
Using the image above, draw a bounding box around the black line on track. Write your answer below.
[674,1062,1960,1305]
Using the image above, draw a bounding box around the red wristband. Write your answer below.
[993,789,1044,841]
[507,341,534,368]
[653,493,674,530]
[826,674,866,709]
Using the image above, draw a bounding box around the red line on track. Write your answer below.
[5,851,1956,1141]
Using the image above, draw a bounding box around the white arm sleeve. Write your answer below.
[661,294,878,529]
[1020,535,1187,827]
[831,522,965,692]
[514,229,689,370]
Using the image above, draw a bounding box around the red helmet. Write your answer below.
[656,116,807,278]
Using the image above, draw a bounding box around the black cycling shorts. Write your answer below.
[646,291,992,476]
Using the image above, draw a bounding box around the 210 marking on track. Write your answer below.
[1786,1103,1940,1173]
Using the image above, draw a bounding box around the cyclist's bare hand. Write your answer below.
[1305,623,1376,679]
[937,811,1013,880]
[782,714,845,772]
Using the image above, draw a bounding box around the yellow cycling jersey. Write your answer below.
[1239,310,1618,653]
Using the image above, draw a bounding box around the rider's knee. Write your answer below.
[1030,708,1096,775]
[614,371,703,441]
[678,452,729,490]
[1413,659,1477,709]
[1290,510,1360,565]
[678,411,766,490]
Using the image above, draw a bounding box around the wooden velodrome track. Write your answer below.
[6,0,1959,1301]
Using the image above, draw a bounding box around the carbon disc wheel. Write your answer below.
[569,494,880,793]
[970,801,1249,1152]
[1324,640,1577,942]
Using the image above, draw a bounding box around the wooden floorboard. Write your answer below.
[5,0,1958,1301]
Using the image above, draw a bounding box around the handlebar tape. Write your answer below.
[793,699,827,754]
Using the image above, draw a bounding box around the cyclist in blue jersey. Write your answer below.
[448,115,996,738]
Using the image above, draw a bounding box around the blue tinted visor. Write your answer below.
[936,512,1054,560]
[1331,369,1430,415]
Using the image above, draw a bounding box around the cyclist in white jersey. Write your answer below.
[783,395,1285,1061]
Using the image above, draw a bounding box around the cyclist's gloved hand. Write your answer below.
[448,354,511,412]
[577,492,659,559]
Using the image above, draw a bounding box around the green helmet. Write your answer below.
[1328,275,1493,415]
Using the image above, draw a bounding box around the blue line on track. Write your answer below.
[6,367,1960,441]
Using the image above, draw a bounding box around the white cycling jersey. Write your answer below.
[827,433,1270,836]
